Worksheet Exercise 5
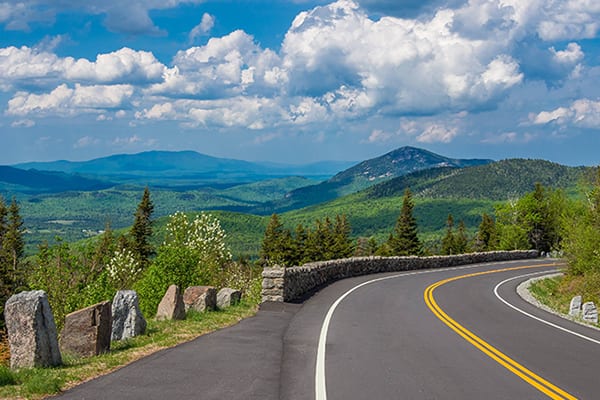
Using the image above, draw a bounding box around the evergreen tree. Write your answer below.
[454,220,470,254]
[333,214,354,259]
[260,214,292,266]
[475,213,498,251]
[291,224,308,265]
[387,189,422,256]
[367,237,379,255]
[0,197,26,293]
[0,196,8,331]
[130,187,154,268]
[441,214,455,255]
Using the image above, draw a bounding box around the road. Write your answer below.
[56,259,600,399]
[281,259,600,399]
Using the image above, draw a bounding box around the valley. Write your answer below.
[1,147,593,258]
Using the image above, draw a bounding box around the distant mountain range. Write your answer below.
[0,166,112,193]
[8,150,356,191]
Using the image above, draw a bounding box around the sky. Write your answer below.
[1,0,599,166]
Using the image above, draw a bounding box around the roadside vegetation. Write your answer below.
[529,168,600,316]
[0,302,257,400]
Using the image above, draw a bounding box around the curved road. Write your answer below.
[281,259,600,400]
[57,259,600,399]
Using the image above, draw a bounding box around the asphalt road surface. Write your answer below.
[56,259,600,399]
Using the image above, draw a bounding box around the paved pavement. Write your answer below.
[53,302,301,400]
[54,259,600,399]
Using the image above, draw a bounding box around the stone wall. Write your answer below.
[262,250,539,303]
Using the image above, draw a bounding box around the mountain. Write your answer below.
[270,158,593,250]
[0,166,112,194]
[254,146,492,213]
[15,151,355,187]
[365,159,590,201]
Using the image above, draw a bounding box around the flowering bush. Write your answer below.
[107,247,143,290]
[136,212,233,317]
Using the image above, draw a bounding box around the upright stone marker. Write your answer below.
[183,286,217,313]
[217,288,242,309]
[111,290,147,341]
[156,285,185,320]
[4,290,62,369]
[582,301,598,323]
[60,301,112,357]
[569,295,582,317]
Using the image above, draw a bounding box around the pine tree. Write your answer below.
[454,220,470,254]
[387,189,422,256]
[260,214,292,266]
[441,214,455,255]
[2,198,25,291]
[0,196,8,330]
[475,213,497,251]
[291,224,308,265]
[130,187,154,268]
[333,215,354,259]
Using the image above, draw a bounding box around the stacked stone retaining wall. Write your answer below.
[262,250,539,303]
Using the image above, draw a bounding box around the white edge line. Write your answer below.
[315,260,535,400]
[494,271,600,346]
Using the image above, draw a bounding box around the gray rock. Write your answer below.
[582,302,598,323]
[111,290,147,341]
[4,290,62,369]
[569,295,582,317]
[183,286,217,313]
[217,288,242,309]
[156,285,185,320]
[60,301,112,358]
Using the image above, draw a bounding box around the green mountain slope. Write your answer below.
[366,159,589,201]
[254,146,491,213]
[257,158,593,253]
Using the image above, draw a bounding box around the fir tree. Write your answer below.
[475,213,497,251]
[441,214,455,255]
[130,187,154,268]
[454,220,470,254]
[260,214,292,266]
[291,224,308,265]
[0,196,8,330]
[333,215,354,259]
[1,197,25,291]
[387,189,422,256]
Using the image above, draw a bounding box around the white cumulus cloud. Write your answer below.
[189,13,215,42]
[531,99,600,128]
[7,83,134,116]
[64,48,166,84]
[281,1,524,115]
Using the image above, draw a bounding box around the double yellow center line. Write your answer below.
[424,264,577,400]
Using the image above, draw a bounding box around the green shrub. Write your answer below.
[0,365,17,386]
[17,368,63,395]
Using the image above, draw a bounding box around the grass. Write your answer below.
[529,272,600,324]
[0,301,257,400]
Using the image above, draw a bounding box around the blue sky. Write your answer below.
[1,0,599,166]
